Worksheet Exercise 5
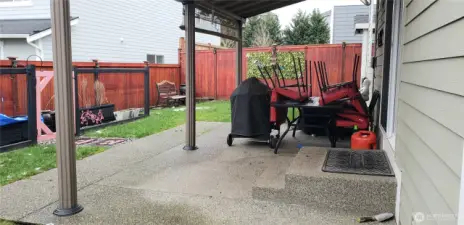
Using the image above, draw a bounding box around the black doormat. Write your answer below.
[322,150,394,176]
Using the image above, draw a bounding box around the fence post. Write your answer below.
[271,44,277,79]
[8,57,18,115]
[144,61,150,116]
[74,68,80,136]
[26,65,37,144]
[341,42,346,82]
[213,48,218,99]
[92,59,99,105]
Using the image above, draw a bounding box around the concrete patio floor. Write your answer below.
[0,122,392,225]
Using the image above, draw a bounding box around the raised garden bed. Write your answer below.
[79,104,116,127]
[41,104,117,131]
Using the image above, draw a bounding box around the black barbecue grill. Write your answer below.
[227,77,280,148]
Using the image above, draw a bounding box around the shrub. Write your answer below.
[246,51,305,79]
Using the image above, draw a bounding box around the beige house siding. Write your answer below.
[377,0,464,224]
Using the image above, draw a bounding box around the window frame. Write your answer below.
[146,54,164,64]
[383,0,404,149]
[155,55,164,64]
[0,0,32,7]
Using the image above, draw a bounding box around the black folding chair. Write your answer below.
[272,53,310,94]
[256,61,276,89]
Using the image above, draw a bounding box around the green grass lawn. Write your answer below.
[0,219,15,225]
[85,100,231,138]
[85,100,300,139]
[0,100,295,187]
[0,145,105,186]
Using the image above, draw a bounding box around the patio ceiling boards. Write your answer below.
[194,0,305,19]
[178,0,304,40]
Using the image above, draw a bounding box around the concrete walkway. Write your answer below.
[0,122,387,225]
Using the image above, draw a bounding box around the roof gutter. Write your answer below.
[24,17,79,60]
[0,40,4,59]
[0,34,29,38]
[26,17,79,43]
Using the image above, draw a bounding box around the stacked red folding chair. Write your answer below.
[255,61,287,139]
[314,55,379,132]
[257,53,313,138]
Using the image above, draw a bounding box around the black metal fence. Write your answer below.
[0,65,37,152]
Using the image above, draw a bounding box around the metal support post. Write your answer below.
[50,0,83,216]
[144,63,150,116]
[235,20,243,87]
[26,65,37,145]
[183,2,197,150]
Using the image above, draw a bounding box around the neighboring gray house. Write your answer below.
[323,5,374,44]
[0,0,220,63]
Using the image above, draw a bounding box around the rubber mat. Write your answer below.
[322,149,394,176]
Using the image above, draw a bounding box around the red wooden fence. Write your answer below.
[0,60,180,116]
[1,44,361,116]
[180,44,362,99]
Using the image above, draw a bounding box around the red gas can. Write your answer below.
[351,131,377,150]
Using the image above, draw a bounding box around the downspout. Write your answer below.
[0,40,4,59]
[329,7,335,44]
[366,0,376,106]
[26,38,43,60]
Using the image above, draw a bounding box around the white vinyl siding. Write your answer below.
[2,38,34,59]
[0,0,49,19]
[395,0,464,224]
[332,5,371,44]
[3,0,219,63]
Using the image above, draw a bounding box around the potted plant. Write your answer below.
[79,79,115,127]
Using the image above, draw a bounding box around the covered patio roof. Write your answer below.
[50,0,304,216]
[189,0,304,19]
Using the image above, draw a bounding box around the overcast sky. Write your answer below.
[272,0,364,27]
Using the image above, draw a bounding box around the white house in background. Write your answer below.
[323,4,375,44]
[0,0,220,63]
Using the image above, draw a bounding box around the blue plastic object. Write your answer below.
[0,114,28,126]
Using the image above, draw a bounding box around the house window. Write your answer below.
[146,54,164,64]
[156,55,164,64]
[0,0,32,7]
